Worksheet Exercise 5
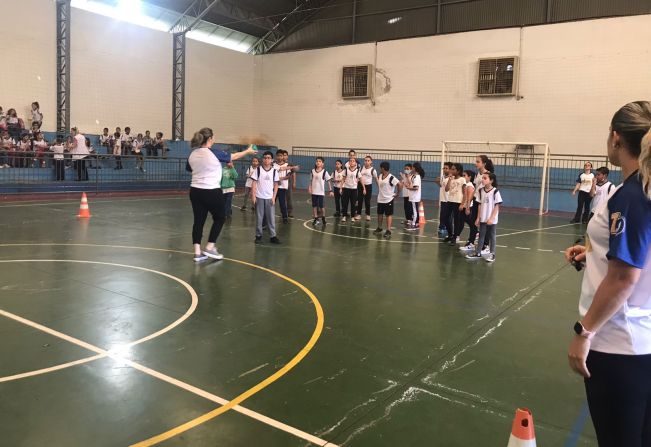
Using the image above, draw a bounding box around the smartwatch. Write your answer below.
[573,321,595,339]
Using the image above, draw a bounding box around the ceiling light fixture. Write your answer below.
[387,17,402,24]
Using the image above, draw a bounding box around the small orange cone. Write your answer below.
[507,408,536,447]
[77,192,91,218]
[418,202,426,225]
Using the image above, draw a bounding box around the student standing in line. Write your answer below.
[251,151,281,244]
[344,149,357,169]
[474,155,494,253]
[460,170,477,251]
[241,157,259,211]
[308,156,332,226]
[133,133,145,172]
[187,127,256,261]
[401,163,413,225]
[51,137,66,181]
[331,159,345,217]
[356,155,377,221]
[405,162,424,230]
[112,132,123,170]
[572,162,595,224]
[466,172,502,262]
[589,166,614,220]
[444,163,465,244]
[340,157,362,223]
[221,162,238,219]
[434,162,453,237]
[374,161,400,239]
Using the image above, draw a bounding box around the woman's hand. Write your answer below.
[329,191,334,197]
[572,190,576,196]
[246,145,257,155]
[568,336,591,378]
[475,218,480,226]
[564,245,587,264]
[465,208,470,216]
[458,204,464,211]
[487,218,494,225]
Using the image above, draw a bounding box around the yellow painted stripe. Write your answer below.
[131,259,325,446]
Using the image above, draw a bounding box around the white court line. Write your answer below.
[0,259,198,383]
[497,223,577,238]
[514,247,531,250]
[302,220,444,244]
[0,306,336,447]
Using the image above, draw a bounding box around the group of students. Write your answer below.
[239,149,504,261]
[571,161,614,224]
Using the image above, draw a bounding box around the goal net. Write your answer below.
[442,141,551,215]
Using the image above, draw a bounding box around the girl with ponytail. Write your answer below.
[565,101,651,446]
[187,127,257,261]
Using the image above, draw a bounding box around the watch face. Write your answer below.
[574,321,583,335]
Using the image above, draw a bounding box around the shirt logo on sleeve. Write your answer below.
[610,212,626,236]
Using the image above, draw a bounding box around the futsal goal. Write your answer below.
[442,141,551,215]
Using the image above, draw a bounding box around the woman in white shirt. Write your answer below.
[187,127,256,262]
[571,162,595,224]
[565,101,651,446]
[70,127,89,181]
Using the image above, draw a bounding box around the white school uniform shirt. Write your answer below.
[2,137,15,149]
[71,133,89,160]
[478,187,503,224]
[439,176,449,202]
[473,171,486,201]
[31,109,43,123]
[245,166,255,188]
[251,166,278,200]
[332,169,345,188]
[447,177,465,203]
[359,166,377,186]
[51,144,65,160]
[33,139,48,151]
[591,181,614,212]
[310,169,331,196]
[273,162,289,189]
[133,140,143,154]
[577,172,595,193]
[188,147,231,189]
[408,174,422,203]
[113,138,122,156]
[579,173,651,354]
[464,180,475,207]
[343,166,360,189]
[377,172,398,204]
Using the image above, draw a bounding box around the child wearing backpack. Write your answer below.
[374,161,401,239]
[308,156,333,226]
[589,166,614,220]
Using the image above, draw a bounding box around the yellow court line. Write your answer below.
[0,243,328,446]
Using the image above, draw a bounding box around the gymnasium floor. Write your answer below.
[0,192,596,446]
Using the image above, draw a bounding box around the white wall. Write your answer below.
[0,0,57,132]
[185,39,254,143]
[253,14,651,155]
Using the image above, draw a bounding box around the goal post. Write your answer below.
[442,141,551,215]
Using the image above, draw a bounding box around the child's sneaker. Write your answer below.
[365,215,371,221]
[480,247,491,256]
[373,227,383,234]
[270,237,281,244]
[406,224,418,231]
[312,218,319,226]
[459,243,475,251]
[383,230,392,239]
[465,253,482,260]
[202,248,224,260]
[353,215,361,221]
[254,236,262,244]
[341,216,347,223]
[484,254,496,262]
[193,253,209,262]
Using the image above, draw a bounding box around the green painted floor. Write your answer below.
[0,192,596,446]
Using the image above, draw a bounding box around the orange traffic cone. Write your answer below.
[418,202,426,225]
[507,408,536,447]
[77,192,91,218]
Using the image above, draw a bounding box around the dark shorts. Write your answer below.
[311,194,325,208]
[377,200,394,216]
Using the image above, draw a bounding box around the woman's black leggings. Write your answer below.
[464,203,479,244]
[341,188,357,217]
[333,188,342,214]
[585,350,651,447]
[189,187,225,245]
[574,190,592,222]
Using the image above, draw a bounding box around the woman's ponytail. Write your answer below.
[640,128,651,200]
[190,127,213,148]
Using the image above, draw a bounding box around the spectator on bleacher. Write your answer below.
[0,130,15,168]
[70,127,89,181]
[143,130,154,157]
[30,102,43,130]
[51,137,66,181]
[112,131,123,170]
[16,134,32,168]
[154,131,166,157]
[5,108,24,140]
[99,128,112,155]
[133,133,145,172]
[0,106,6,130]
[64,135,74,168]
[33,132,48,168]
[122,126,133,156]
